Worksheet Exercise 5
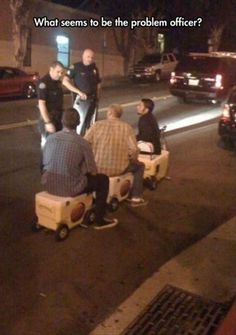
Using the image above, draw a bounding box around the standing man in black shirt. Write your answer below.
[63,49,101,136]
[38,60,85,148]
[136,98,161,155]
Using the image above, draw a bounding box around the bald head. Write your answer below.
[107,104,123,119]
[82,49,94,66]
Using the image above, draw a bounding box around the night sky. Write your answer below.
[49,0,236,53]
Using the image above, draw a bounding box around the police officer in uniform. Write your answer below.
[63,49,101,136]
[38,60,86,147]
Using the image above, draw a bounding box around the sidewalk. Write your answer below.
[90,216,236,335]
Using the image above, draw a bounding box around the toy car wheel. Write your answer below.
[145,177,158,190]
[84,209,96,225]
[108,198,119,212]
[55,224,69,241]
[155,71,161,82]
[150,177,158,190]
[31,216,42,232]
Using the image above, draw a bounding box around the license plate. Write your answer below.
[135,74,141,78]
[189,79,199,86]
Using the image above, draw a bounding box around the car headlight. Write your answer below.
[145,67,154,73]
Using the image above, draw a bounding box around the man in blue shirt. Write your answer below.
[42,108,117,230]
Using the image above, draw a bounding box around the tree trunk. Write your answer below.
[9,0,32,68]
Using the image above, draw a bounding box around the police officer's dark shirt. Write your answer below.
[137,112,161,155]
[67,62,101,98]
[37,73,63,122]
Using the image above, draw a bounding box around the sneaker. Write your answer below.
[127,197,148,207]
[94,217,119,230]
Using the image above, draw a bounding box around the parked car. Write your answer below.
[0,67,39,99]
[218,86,236,147]
[170,52,236,103]
[129,52,178,82]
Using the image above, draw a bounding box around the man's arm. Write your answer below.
[38,99,55,133]
[96,82,101,101]
[83,140,97,175]
[62,76,87,100]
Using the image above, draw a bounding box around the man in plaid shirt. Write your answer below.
[85,104,147,207]
[42,108,118,230]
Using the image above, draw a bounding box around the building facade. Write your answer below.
[0,0,124,77]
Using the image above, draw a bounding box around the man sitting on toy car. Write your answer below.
[85,104,147,207]
[41,108,118,230]
[136,98,161,155]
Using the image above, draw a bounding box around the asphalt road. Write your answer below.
[0,82,235,335]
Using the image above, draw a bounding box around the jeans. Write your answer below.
[73,96,97,136]
[84,174,109,223]
[123,160,145,198]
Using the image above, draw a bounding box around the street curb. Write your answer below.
[90,216,236,335]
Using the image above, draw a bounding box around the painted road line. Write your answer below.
[0,95,172,131]
[98,95,172,112]
[0,119,38,131]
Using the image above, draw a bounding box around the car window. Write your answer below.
[0,70,4,80]
[176,56,221,74]
[140,54,161,63]
[162,55,169,63]
[169,54,175,62]
[2,69,16,79]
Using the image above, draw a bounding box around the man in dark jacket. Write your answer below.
[136,98,161,155]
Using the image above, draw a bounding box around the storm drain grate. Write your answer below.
[122,285,232,335]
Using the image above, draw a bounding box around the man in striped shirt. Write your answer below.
[85,104,147,207]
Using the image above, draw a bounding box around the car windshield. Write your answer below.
[140,54,161,64]
[176,56,221,74]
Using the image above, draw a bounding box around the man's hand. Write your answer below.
[45,122,56,133]
[79,92,87,100]
[62,76,87,100]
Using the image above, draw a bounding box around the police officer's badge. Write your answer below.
[93,69,97,75]
[39,82,46,89]
[67,64,74,76]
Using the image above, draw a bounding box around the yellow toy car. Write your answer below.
[32,191,95,241]
[107,173,134,211]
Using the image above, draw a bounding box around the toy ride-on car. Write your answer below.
[32,191,95,241]
[138,141,170,190]
[107,172,134,211]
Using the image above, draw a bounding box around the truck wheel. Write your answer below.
[155,71,161,82]
[55,224,69,241]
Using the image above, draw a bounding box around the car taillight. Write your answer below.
[214,74,223,89]
[33,72,39,80]
[222,104,230,119]
[170,72,176,84]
